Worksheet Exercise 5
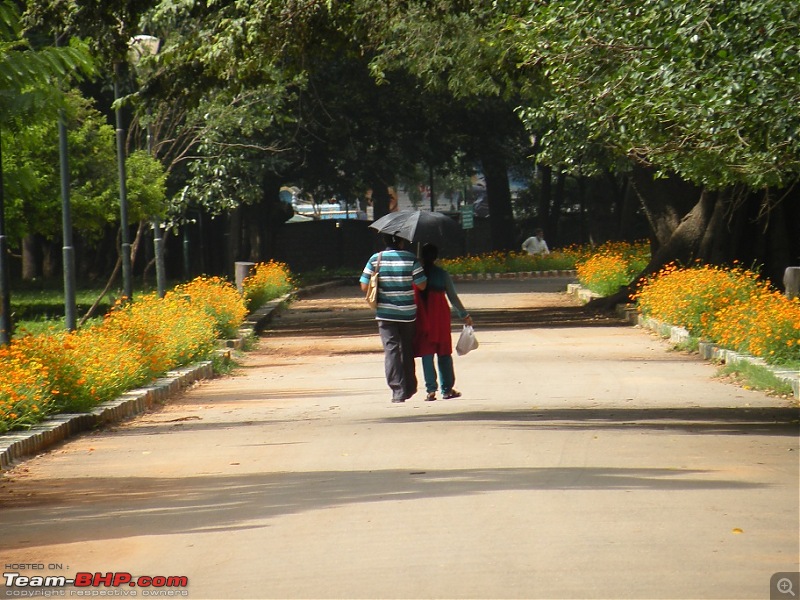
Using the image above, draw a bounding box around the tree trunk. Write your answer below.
[228,206,242,263]
[21,234,39,280]
[752,185,799,288]
[550,170,566,245]
[617,176,638,239]
[42,239,57,279]
[586,171,712,311]
[481,153,515,250]
[246,202,262,263]
[258,174,292,261]
[630,165,702,248]
[538,164,552,227]
[586,167,800,312]
[371,179,391,221]
[697,188,735,263]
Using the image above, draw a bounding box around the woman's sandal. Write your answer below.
[442,389,462,399]
[425,392,437,401]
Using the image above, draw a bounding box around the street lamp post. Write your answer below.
[0,125,11,345]
[59,108,77,330]
[149,121,166,298]
[114,63,133,302]
[56,33,77,331]
[128,35,165,297]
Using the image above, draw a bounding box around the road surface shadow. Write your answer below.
[0,466,766,549]
[86,403,799,438]
[266,305,626,339]
[379,406,800,437]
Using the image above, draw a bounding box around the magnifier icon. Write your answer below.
[778,578,796,597]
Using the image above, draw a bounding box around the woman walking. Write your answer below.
[413,243,473,401]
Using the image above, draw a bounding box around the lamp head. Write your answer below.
[128,35,160,66]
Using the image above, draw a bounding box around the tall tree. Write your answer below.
[137,1,478,249]
[0,0,93,342]
[359,0,541,249]
[510,0,800,302]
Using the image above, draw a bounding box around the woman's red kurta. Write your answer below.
[413,286,452,357]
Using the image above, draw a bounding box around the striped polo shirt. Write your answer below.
[360,249,427,322]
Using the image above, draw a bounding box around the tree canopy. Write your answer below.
[7,0,800,281]
[1,0,93,122]
[512,0,800,190]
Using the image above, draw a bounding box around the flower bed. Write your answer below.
[440,244,598,275]
[575,241,651,296]
[242,261,294,311]
[0,263,294,434]
[635,263,800,367]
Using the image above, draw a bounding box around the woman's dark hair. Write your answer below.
[419,244,439,301]
[421,243,439,272]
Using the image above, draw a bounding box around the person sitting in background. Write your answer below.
[522,228,550,255]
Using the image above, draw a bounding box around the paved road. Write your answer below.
[1,278,798,600]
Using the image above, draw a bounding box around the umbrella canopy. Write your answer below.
[369,210,461,246]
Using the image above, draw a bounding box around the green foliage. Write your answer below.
[0,92,160,244]
[212,348,237,376]
[0,1,94,123]
[24,0,150,67]
[363,1,527,100]
[512,0,800,189]
[142,0,520,219]
[178,86,293,214]
[126,149,168,220]
[717,361,795,398]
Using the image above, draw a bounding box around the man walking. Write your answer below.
[360,234,427,403]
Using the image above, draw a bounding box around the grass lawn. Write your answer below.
[9,280,169,336]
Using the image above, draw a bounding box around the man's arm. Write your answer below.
[359,253,378,292]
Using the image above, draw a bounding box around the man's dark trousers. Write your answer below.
[378,320,417,401]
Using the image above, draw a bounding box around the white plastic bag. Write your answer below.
[455,324,479,356]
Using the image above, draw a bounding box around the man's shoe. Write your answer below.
[442,389,462,399]
[391,398,405,403]
[425,392,437,401]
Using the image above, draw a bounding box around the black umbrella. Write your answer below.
[369,210,461,246]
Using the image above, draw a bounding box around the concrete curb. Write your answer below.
[566,282,601,304]
[453,269,577,281]
[641,316,800,398]
[0,361,216,470]
[567,284,800,398]
[0,289,302,471]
